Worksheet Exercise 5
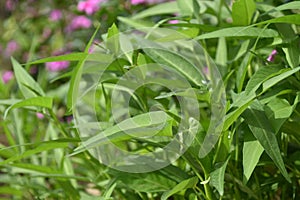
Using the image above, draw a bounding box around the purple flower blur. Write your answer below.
[46,61,70,72]
[5,0,16,11]
[267,49,278,62]
[5,40,19,57]
[68,16,92,31]
[2,70,14,84]
[131,0,146,4]
[49,9,62,21]
[131,0,171,5]
[36,112,45,119]
[66,115,73,123]
[77,0,104,15]
[168,19,179,24]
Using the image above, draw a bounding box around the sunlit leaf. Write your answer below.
[11,57,45,98]
[232,0,256,26]
[243,131,264,182]
[242,100,291,182]
[4,96,53,119]
[143,48,205,87]
[161,176,198,200]
[195,27,278,40]
[210,157,230,196]
[133,1,179,19]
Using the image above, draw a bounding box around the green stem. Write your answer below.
[49,109,69,138]
[183,153,214,200]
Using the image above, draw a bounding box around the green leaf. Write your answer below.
[232,0,256,26]
[273,1,300,11]
[11,57,45,98]
[161,176,198,200]
[282,39,300,68]
[160,165,190,183]
[103,179,117,199]
[210,157,230,196]
[243,131,264,182]
[262,67,300,92]
[236,52,251,93]
[245,65,283,94]
[215,37,227,66]
[243,66,300,99]
[28,53,113,64]
[115,171,176,192]
[242,100,291,182]
[4,96,53,119]
[0,141,70,165]
[257,14,300,26]
[223,97,253,131]
[73,111,172,154]
[155,88,210,102]
[267,98,293,119]
[266,94,300,133]
[10,163,62,174]
[143,48,205,87]
[0,186,23,196]
[177,0,194,16]
[107,23,119,54]
[227,66,300,131]
[229,40,250,62]
[118,16,154,28]
[132,1,179,19]
[195,27,278,40]
[67,25,101,112]
[0,99,22,105]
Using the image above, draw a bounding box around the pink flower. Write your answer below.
[131,0,171,4]
[46,61,70,72]
[131,0,146,5]
[68,16,92,31]
[49,9,62,21]
[2,70,14,84]
[168,19,179,24]
[267,49,278,62]
[5,40,19,57]
[77,0,103,15]
[5,0,16,11]
[30,66,38,75]
[36,112,45,119]
[66,115,73,123]
[42,28,52,39]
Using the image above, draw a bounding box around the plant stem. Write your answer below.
[49,109,69,138]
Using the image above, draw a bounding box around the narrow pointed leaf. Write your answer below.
[73,111,172,154]
[257,14,300,26]
[0,141,70,165]
[11,57,45,98]
[107,23,119,54]
[161,177,198,200]
[28,53,113,64]
[243,132,264,182]
[143,48,205,87]
[4,96,53,119]
[116,171,176,192]
[210,157,230,196]
[132,1,179,19]
[195,27,278,40]
[242,101,291,182]
[67,25,101,112]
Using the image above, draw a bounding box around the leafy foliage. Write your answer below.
[0,0,300,199]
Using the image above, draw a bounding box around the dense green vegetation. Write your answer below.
[0,0,299,199]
